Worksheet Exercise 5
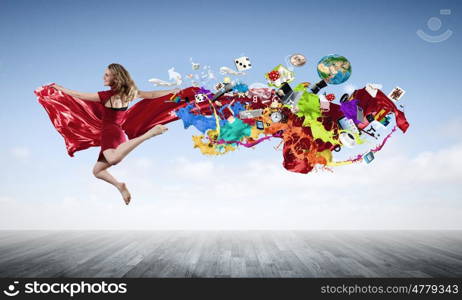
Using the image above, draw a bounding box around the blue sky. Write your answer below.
[1,0,461,229]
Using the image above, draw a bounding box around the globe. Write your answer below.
[316,54,352,85]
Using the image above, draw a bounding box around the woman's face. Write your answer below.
[103,68,115,86]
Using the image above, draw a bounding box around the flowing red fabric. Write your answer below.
[353,88,409,133]
[35,84,200,157]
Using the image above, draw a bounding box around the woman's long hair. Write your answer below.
[108,63,138,104]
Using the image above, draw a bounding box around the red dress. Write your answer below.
[97,89,128,162]
[35,84,200,158]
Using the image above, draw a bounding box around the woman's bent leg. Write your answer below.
[103,124,168,165]
[93,159,131,205]
[93,160,119,187]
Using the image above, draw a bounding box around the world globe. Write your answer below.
[317,54,352,85]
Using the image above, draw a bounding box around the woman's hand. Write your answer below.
[51,84,64,91]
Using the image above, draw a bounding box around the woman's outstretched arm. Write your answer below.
[137,88,180,99]
[51,84,100,102]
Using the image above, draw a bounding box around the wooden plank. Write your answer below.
[0,230,461,278]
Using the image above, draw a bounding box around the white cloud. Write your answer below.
[343,84,356,95]
[171,156,215,179]
[133,157,153,169]
[1,139,462,230]
[9,146,30,161]
[437,118,462,140]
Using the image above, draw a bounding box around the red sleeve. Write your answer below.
[97,90,112,104]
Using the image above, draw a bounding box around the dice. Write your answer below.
[195,94,206,103]
[234,56,252,72]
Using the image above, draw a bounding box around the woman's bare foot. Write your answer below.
[145,124,168,139]
[117,182,131,205]
[146,124,168,138]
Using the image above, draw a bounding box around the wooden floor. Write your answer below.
[0,230,461,278]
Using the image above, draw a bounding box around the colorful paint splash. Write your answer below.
[172,55,409,174]
[36,54,409,174]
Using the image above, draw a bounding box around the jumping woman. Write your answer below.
[51,63,180,205]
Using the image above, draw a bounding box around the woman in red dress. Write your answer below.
[51,63,179,205]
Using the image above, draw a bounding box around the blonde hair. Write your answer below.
[108,63,138,104]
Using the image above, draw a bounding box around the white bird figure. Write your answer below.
[219,66,246,76]
[147,78,175,86]
[168,67,182,85]
[190,57,200,70]
[148,67,182,87]
[206,66,216,80]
